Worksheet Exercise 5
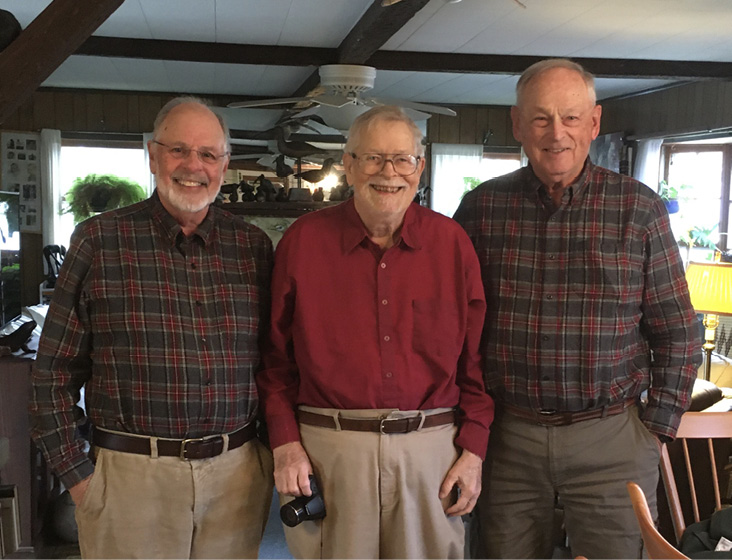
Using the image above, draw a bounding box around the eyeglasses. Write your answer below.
[350,153,421,177]
[152,140,228,165]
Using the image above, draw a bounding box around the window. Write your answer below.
[57,141,152,249]
[662,141,732,260]
[430,145,520,218]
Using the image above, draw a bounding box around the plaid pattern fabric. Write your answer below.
[30,192,273,487]
[453,160,702,439]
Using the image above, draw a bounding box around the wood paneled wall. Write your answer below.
[601,80,732,138]
[1,90,173,134]
[427,105,518,148]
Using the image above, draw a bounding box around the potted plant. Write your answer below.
[62,173,146,224]
[659,181,679,214]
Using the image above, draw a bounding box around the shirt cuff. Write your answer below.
[58,457,95,490]
[642,404,683,441]
[266,412,302,450]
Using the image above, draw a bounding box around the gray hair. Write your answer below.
[153,96,231,153]
[345,105,425,157]
[516,58,597,106]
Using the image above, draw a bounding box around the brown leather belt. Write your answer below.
[297,410,456,434]
[502,398,636,427]
[91,423,256,460]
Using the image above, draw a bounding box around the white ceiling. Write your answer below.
[1,0,729,130]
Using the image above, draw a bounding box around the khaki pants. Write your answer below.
[75,437,273,559]
[281,406,465,559]
[472,406,660,559]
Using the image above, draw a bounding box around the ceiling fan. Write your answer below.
[228,64,456,131]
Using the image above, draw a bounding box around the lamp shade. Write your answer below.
[685,261,732,315]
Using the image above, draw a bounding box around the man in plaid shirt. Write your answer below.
[454,59,702,558]
[30,97,273,558]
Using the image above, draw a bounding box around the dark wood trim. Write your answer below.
[216,200,338,217]
[73,36,732,80]
[77,36,334,67]
[338,0,431,64]
[368,52,732,80]
[0,0,124,125]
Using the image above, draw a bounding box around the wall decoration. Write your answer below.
[1,132,42,233]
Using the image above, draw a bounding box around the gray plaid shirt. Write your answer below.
[454,160,702,439]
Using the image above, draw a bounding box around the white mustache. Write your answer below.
[173,174,209,186]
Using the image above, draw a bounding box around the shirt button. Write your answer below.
[380,263,386,269]
[384,335,390,342]
[548,254,556,260]
[201,337,207,343]
[542,335,549,341]
[381,299,388,305]
[385,372,393,378]
[546,295,553,300]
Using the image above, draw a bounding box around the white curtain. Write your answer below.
[634,138,664,191]
[142,132,156,195]
[40,129,62,247]
[430,143,482,217]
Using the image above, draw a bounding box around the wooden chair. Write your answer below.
[627,481,689,559]
[660,411,732,544]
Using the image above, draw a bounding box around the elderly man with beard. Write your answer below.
[257,105,494,559]
[30,97,274,559]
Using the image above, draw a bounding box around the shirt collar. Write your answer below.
[340,198,422,253]
[150,189,216,247]
[523,157,593,202]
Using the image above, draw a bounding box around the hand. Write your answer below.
[68,475,93,506]
[273,441,313,497]
[439,449,483,517]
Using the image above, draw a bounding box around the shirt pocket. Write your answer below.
[412,299,461,367]
[569,240,644,299]
[213,283,261,349]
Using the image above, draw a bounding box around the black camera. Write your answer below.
[279,474,326,527]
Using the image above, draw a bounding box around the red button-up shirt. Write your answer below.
[258,199,493,458]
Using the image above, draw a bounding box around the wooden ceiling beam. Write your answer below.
[337,0,431,64]
[0,0,124,125]
[78,36,335,67]
[291,0,430,98]
[73,36,732,81]
[368,51,732,80]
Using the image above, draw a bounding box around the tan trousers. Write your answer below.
[281,406,465,559]
[472,406,660,559]
[75,437,273,559]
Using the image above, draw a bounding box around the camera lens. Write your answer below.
[280,503,305,527]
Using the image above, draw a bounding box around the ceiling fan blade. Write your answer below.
[228,97,312,109]
[311,93,356,108]
[369,96,456,117]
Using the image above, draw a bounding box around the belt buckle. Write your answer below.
[179,435,223,460]
[379,417,396,434]
[180,437,204,460]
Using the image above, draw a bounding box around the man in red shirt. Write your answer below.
[257,106,494,559]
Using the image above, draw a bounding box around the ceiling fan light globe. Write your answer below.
[319,65,376,94]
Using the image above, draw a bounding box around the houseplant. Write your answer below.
[62,174,146,224]
[659,181,679,214]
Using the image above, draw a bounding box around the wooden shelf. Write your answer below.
[216,201,340,217]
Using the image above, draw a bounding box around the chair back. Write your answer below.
[660,411,732,544]
[43,244,66,288]
[626,482,689,559]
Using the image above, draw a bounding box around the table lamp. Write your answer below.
[685,261,732,381]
